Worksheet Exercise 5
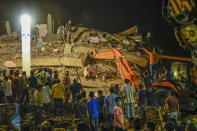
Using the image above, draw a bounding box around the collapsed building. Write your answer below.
[1,24,197,130]
[0,24,149,89]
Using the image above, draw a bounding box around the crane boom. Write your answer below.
[92,48,135,85]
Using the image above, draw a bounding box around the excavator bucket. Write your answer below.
[91,48,135,85]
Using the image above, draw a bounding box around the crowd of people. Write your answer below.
[0,66,196,131]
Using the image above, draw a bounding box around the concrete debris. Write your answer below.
[90,37,99,43]
[0,24,149,88]
[4,61,16,67]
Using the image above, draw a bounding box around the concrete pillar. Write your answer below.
[47,14,52,40]
[5,20,11,34]
[52,18,55,34]
[64,44,73,56]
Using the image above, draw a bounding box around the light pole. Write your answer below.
[21,15,31,76]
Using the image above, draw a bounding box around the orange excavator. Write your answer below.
[151,54,197,111]
[91,48,135,86]
[91,48,197,111]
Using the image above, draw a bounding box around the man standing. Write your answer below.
[39,67,47,86]
[52,71,58,86]
[65,20,72,43]
[62,71,71,103]
[52,79,65,116]
[0,83,5,104]
[69,78,83,102]
[62,71,71,87]
[143,48,160,82]
[8,70,14,81]
[28,71,38,104]
[143,72,153,106]
[34,85,43,128]
[113,97,125,131]
[73,94,89,131]
[42,82,52,118]
[8,70,14,95]
[12,72,20,102]
[165,90,179,120]
[0,70,4,82]
[20,71,29,104]
[121,79,135,127]
[57,25,66,44]
[137,84,146,122]
[1,76,12,103]
[97,90,105,126]
[88,91,100,131]
[103,87,118,130]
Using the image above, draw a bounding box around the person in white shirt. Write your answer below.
[42,82,52,118]
[1,76,12,103]
[121,79,135,127]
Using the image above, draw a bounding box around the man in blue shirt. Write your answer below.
[103,87,118,130]
[88,91,99,131]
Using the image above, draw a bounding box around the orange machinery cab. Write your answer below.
[151,55,197,111]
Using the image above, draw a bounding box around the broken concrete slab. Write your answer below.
[64,44,73,56]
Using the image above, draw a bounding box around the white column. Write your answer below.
[47,14,52,40]
[21,15,31,76]
[5,20,11,34]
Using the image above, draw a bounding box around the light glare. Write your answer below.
[21,15,31,76]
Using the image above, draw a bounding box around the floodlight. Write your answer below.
[21,15,31,76]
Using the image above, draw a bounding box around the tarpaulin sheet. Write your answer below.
[0,103,20,130]
[35,24,48,43]
[4,61,16,67]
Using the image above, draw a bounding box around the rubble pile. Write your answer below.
[0,33,18,44]
[20,105,74,130]
[0,25,148,66]
[0,25,149,88]
[0,25,151,129]
[0,104,16,130]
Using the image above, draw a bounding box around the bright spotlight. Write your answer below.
[21,15,31,76]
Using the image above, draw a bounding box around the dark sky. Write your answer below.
[0,0,190,56]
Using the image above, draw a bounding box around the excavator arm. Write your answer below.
[91,48,135,86]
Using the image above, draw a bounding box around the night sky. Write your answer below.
[0,0,190,57]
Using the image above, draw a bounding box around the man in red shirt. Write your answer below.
[165,90,179,120]
[13,71,20,102]
[8,70,14,89]
[8,70,14,80]
[113,97,125,131]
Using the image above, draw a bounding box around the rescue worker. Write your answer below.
[121,79,135,128]
[52,79,65,116]
[165,90,180,120]
[57,25,66,44]
[62,71,71,103]
[143,47,160,82]
[65,20,72,43]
